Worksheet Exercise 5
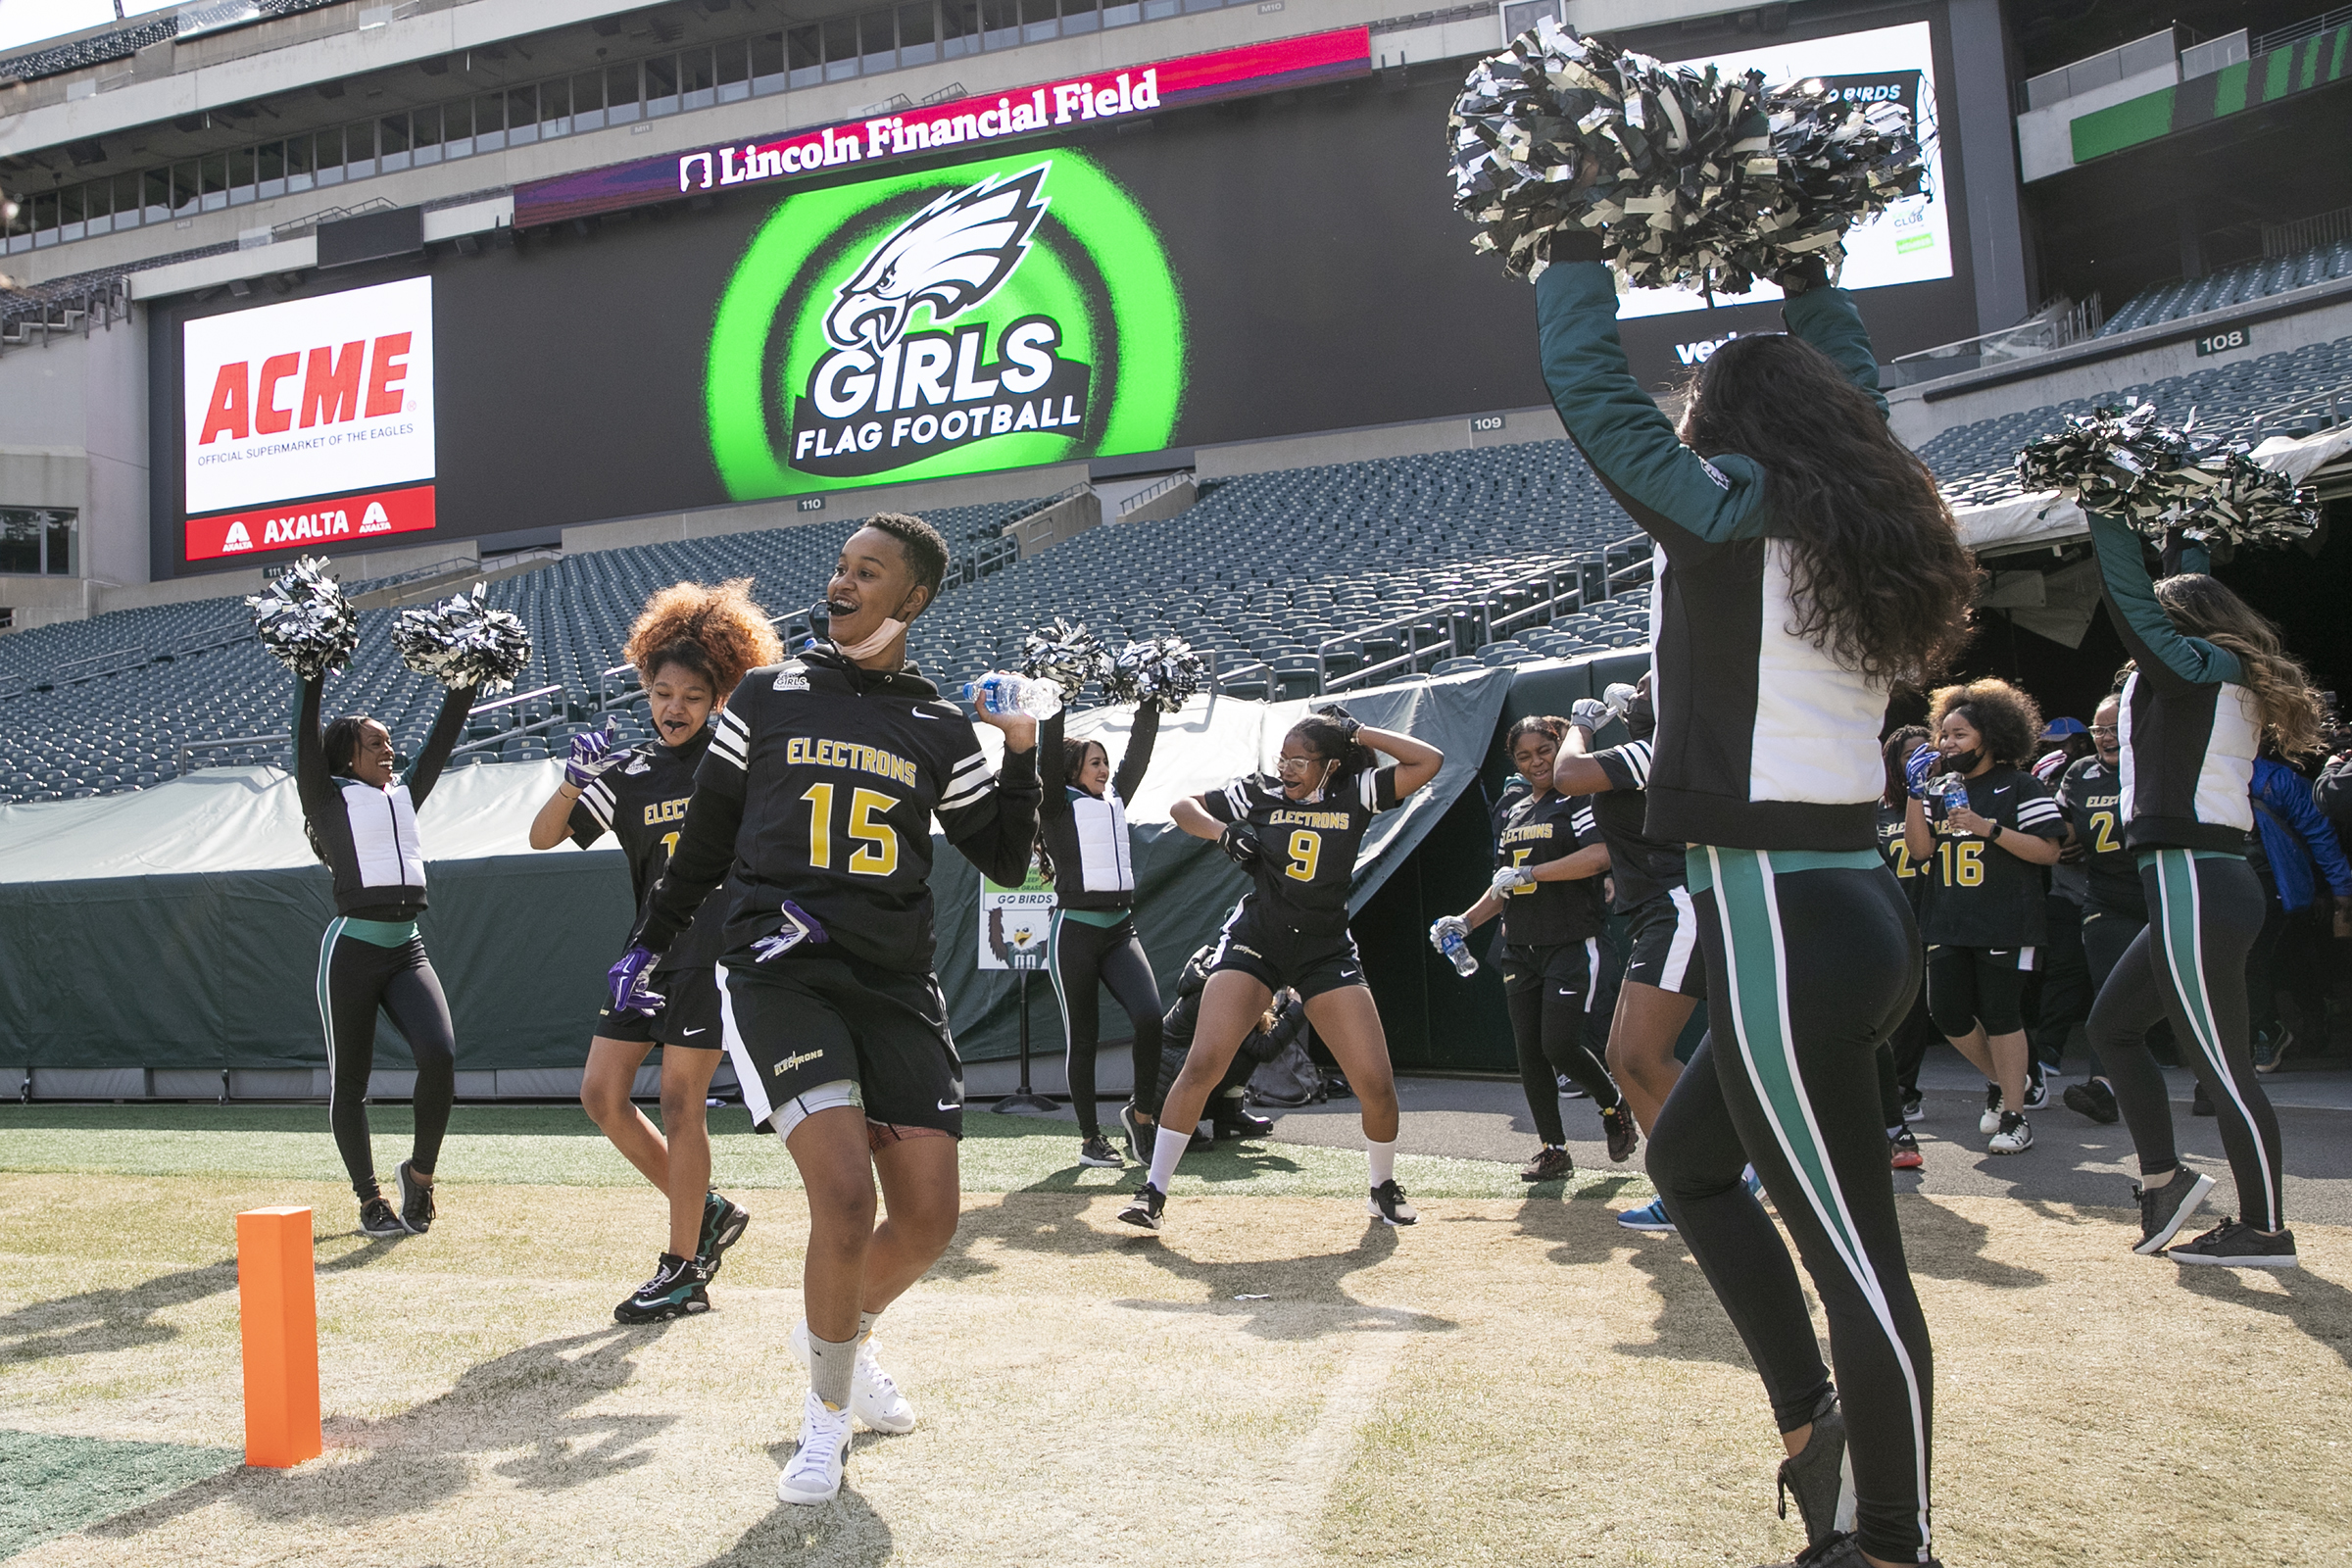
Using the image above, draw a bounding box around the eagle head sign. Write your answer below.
[705,150,1185,497]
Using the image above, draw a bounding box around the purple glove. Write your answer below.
[1903,744,1936,801]
[565,720,622,790]
[607,945,665,1018]
[748,900,828,961]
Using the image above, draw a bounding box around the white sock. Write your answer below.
[1149,1123,1191,1192]
[1367,1138,1397,1190]
[858,1308,880,1340]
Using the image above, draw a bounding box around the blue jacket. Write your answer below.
[2250,758,2352,912]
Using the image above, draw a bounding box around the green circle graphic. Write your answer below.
[707,148,1186,499]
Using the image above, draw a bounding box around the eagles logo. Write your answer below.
[824,168,1050,355]
[787,161,1095,480]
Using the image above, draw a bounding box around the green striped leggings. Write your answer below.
[2087,850,2280,1232]
[1649,848,1935,1564]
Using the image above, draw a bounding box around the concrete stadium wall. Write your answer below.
[0,310,151,625]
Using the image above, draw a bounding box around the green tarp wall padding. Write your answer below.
[0,668,1527,1071]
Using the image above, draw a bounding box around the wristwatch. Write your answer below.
[1987,823,2003,844]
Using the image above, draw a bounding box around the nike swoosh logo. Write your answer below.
[914,710,941,719]
[680,1027,707,1037]
[938,1099,961,1110]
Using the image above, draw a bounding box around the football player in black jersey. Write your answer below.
[607,513,1041,1505]
[2057,695,2141,1124]
[1437,715,1631,1183]
[1553,675,1711,1229]
[528,580,781,1323]
[1874,727,1934,1169]
[1903,680,2067,1154]
[1120,706,1443,1232]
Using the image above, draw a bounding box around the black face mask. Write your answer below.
[1943,748,1983,776]
[1626,692,1656,743]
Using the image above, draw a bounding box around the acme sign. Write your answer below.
[513,26,1369,226]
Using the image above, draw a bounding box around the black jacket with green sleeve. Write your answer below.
[1535,258,1890,853]
[2083,515,2256,855]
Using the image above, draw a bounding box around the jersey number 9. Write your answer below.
[802,782,902,877]
[1937,839,1984,887]
[1285,829,1321,883]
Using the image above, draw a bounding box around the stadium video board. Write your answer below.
[150,5,1978,575]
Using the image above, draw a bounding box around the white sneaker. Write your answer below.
[791,1321,917,1434]
[778,1389,852,1504]
[1987,1111,2034,1154]
[1979,1085,2004,1136]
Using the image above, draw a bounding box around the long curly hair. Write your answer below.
[624,578,784,702]
[1928,678,2042,768]
[1681,334,1980,686]
[2153,573,2325,757]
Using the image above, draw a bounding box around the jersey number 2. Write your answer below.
[1285,829,1321,883]
[802,783,902,876]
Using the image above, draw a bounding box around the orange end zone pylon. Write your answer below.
[237,1205,322,1468]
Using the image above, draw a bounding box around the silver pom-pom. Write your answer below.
[1019,618,1109,698]
[391,582,535,693]
[2017,402,2319,549]
[246,557,359,682]
[1105,636,1207,713]
[1447,18,1927,290]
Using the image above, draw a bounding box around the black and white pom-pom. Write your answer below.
[392,582,535,693]
[1447,17,1925,290]
[246,557,360,681]
[1018,618,1108,699]
[2016,401,2318,548]
[1106,636,1207,713]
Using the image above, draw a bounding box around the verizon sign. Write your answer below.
[181,277,436,559]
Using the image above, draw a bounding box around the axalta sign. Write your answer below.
[180,276,437,560]
[514,27,1370,226]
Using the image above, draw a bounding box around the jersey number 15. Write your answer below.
[803,783,902,876]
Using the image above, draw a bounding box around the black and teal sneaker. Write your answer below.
[615,1253,710,1323]
[698,1191,752,1278]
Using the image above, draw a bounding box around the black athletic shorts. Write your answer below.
[1622,887,1706,1000]
[1925,943,2037,1038]
[1499,939,1603,1006]
[594,964,724,1051]
[1205,895,1366,1002]
[714,954,964,1138]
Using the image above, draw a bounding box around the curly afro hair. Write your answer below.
[624,578,784,703]
[1927,678,2042,768]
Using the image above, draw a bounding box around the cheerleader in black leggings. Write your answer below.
[2082,522,2326,1269]
[295,671,477,1238]
[1034,700,1162,1169]
[1434,714,1633,1182]
[1540,231,1978,1567]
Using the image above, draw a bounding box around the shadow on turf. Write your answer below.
[690,1465,896,1566]
[2174,1260,2352,1372]
[85,1325,681,1537]
[934,1188,1457,1343]
[0,1259,238,1364]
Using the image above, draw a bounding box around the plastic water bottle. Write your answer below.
[1939,775,1971,821]
[963,673,1063,719]
[1440,925,1479,978]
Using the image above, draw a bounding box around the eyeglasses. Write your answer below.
[2090,726,2120,739]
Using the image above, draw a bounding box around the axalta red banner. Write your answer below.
[184,483,437,562]
[514,25,1371,226]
